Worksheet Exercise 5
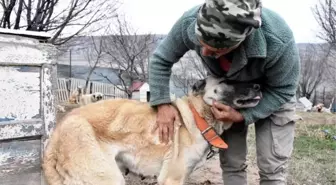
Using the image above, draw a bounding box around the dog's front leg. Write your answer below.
[158,178,185,185]
[157,157,186,185]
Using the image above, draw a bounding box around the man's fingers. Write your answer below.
[213,101,230,111]
[159,125,163,143]
[221,112,229,118]
[169,122,174,140]
[211,107,221,119]
[174,110,182,126]
[212,106,231,121]
[151,123,159,134]
[174,112,180,122]
[162,126,169,144]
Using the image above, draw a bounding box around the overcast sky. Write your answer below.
[119,0,323,43]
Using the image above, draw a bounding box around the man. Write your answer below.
[148,0,300,184]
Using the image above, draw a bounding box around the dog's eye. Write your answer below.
[214,89,217,94]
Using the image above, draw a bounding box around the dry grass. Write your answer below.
[287,112,336,185]
[246,112,336,185]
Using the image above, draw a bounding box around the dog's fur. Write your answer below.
[79,92,104,106]
[42,76,262,185]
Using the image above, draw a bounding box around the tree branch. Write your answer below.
[0,0,119,45]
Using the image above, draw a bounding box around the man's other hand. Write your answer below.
[211,101,244,123]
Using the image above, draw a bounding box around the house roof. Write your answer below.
[0,28,51,41]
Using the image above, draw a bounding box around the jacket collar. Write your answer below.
[243,28,267,58]
[227,28,267,76]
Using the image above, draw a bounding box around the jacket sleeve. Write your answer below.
[239,38,300,125]
[148,16,191,106]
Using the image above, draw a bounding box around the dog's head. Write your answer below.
[192,76,262,109]
[91,92,104,102]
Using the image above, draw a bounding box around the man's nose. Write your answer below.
[201,47,214,56]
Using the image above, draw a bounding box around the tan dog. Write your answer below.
[68,93,78,104]
[42,76,262,185]
[68,87,82,104]
[79,92,104,106]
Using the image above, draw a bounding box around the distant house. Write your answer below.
[130,82,149,102]
[298,97,313,111]
[130,81,177,102]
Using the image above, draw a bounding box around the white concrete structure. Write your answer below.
[298,97,313,111]
[0,28,57,185]
[139,82,150,102]
[132,82,177,103]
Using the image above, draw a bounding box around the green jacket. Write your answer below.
[148,5,300,125]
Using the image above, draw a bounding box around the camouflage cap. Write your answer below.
[195,0,262,49]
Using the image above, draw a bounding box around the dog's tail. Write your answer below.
[42,115,125,185]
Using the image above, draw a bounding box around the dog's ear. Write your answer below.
[191,79,206,94]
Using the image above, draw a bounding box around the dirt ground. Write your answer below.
[122,154,260,185]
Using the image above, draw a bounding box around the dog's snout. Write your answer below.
[253,84,260,91]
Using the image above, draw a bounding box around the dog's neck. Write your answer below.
[186,96,215,124]
[173,95,226,135]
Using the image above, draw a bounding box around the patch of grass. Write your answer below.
[294,135,336,154]
[295,124,336,153]
[246,112,336,185]
[288,123,336,185]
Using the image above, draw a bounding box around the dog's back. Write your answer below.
[42,99,169,185]
[43,116,126,185]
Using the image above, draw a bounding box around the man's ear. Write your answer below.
[191,79,206,94]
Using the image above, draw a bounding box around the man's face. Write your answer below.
[200,40,240,58]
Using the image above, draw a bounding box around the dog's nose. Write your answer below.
[253,84,260,91]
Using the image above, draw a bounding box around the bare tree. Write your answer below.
[312,0,336,86]
[313,0,336,44]
[312,85,336,107]
[172,51,208,94]
[324,46,336,85]
[0,0,119,45]
[82,36,105,94]
[298,44,332,100]
[99,15,159,98]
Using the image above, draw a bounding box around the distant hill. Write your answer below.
[57,34,165,67]
[57,64,121,85]
[57,35,324,67]
[56,35,333,98]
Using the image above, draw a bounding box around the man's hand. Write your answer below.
[211,101,244,123]
[154,104,180,144]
